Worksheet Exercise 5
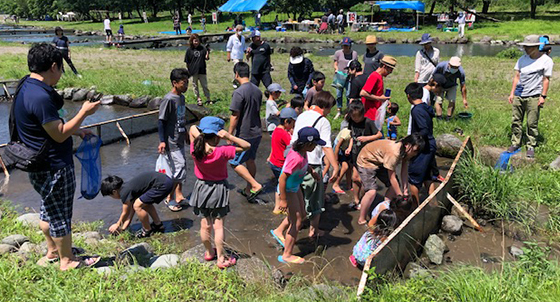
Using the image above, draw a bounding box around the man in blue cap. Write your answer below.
[415,33,440,84]
[246,30,273,88]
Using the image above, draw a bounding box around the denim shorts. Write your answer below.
[269,162,282,180]
[229,136,262,166]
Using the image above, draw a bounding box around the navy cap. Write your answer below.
[297,127,326,146]
[341,37,352,46]
[279,107,298,120]
[432,73,447,86]
[198,116,224,135]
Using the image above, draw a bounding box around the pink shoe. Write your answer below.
[349,255,358,267]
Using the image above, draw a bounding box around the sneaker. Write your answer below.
[135,228,153,238]
[334,111,341,119]
[76,74,83,79]
[507,145,519,153]
[526,147,535,158]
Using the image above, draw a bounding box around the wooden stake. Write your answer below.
[446,193,484,232]
[0,153,10,194]
[115,122,130,145]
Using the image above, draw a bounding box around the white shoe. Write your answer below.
[334,112,341,119]
[77,74,83,79]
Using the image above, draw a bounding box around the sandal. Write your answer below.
[74,256,101,269]
[216,257,237,269]
[135,228,153,239]
[46,247,85,263]
[333,188,345,194]
[204,248,217,261]
[246,187,264,202]
[150,222,165,234]
[270,230,285,248]
[277,255,305,264]
[164,200,182,212]
[349,255,358,267]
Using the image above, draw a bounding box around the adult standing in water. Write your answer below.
[363,35,384,77]
[104,15,113,43]
[226,25,247,88]
[333,37,358,119]
[246,30,273,88]
[185,34,212,106]
[12,43,100,269]
[52,27,81,78]
[414,33,439,84]
[432,56,468,120]
[287,46,314,95]
[508,35,554,158]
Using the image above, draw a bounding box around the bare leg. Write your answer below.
[133,200,152,231]
[273,217,289,242]
[447,102,455,117]
[200,217,214,258]
[332,161,349,192]
[435,102,443,117]
[309,214,324,237]
[39,220,58,260]
[245,159,258,192]
[282,191,304,262]
[212,218,227,264]
[143,204,161,225]
[167,182,178,202]
[409,184,420,207]
[346,163,353,189]
[175,183,185,201]
[232,164,262,194]
[358,189,377,224]
[54,234,82,270]
[352,167,362,205]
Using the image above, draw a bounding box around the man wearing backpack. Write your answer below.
[11,43,100,270]
[414,33,440,84]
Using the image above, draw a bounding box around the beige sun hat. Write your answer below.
[449,56,462,67]
[518,35,541,46]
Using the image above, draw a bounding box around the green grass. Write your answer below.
[362,243,560,301]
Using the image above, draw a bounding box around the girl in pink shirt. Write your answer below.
[189,116,250,269]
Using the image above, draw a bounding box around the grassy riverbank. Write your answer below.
[9,13,560,42]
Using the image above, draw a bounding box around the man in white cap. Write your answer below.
[246,30,273,88]
[508,35,554,158]
[431,56,468,120]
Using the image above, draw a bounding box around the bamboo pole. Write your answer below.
[356,136,471,298]
[2,84,12,101]
[115,122,130,145]
[0,153,10,194]
[446,193,483,232]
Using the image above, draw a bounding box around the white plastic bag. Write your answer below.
[375,100,389,131]
[155,154,173,178]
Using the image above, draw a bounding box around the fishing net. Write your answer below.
[75,135,103,200]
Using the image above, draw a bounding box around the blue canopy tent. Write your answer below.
[374,1,425,31]
[218,0,268,12]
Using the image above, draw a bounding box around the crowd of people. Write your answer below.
[11,31,552,270]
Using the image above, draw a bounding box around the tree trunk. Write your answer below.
[482,1,490,14]
[177,0,183,21]
[530,0,537,19]
[429,0,436,15]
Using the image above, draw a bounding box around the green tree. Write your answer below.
[271,0,314,20]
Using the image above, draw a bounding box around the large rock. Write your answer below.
[441,215,463,235]
[509,245,524,258]
[1,234,30,247]
[478,146,534,168]
[147,97,162,111]
[86,89,97,100]
[186,104,210,121]
[0,244,17,255]
[180,244,206,264]
[16,213,40,228]
[72,88,89,102]
[129,96,151,108]
[436,134,463,158]
[549,155,560,171]
[424,234,445,265]
[63,88,76,100]
[100,95,115,105]
[114,94,133,106]
[404,262,431,279]
[75,231,102,241]
[17,242,43,255]
[149,254,180,269]
[116,242,154,266]
[480,36,492,43]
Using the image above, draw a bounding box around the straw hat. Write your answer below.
[381,56,397,68]
[518,35,541,46]
[365,35,378,44]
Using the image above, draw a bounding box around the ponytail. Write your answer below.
[193,133,218,161]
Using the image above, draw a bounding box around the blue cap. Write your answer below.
[250,30,261,38]
[198,116,224,135]
[267,83,285,93]
[419,33,432,45]
[297,127,326,146]
[341,37,352,46]
[279,107,298,120]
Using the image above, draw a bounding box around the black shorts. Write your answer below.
[139,177,174,204]
[105,29,113,36]
[338,150,351,163]
[408,148,438,187]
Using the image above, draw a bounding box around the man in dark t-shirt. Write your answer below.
[14,43,100,270]
[101,172,173,238]
[228,62,264,201]
[246,30,273,88]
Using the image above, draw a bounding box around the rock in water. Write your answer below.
[436,134,463,158]
[549,155,560,171]
[114,94,133,106]
[147,97,162,111]
[116,242,154,266]
[404,262,431,279]
[1,234,30,247]
[100,95,115,105]
[424,234,445,265]
[63,88,75,100]
[129,96,151,108]
[72,88,89,102]
[0,244,17,255]
[149,254,180,269]
[16,213,41,228]
[509,245,524,258]
[441,215,463,235]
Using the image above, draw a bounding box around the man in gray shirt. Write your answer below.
[158,68,190,211]
[508,35,554,158]
[228,62,264,201]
